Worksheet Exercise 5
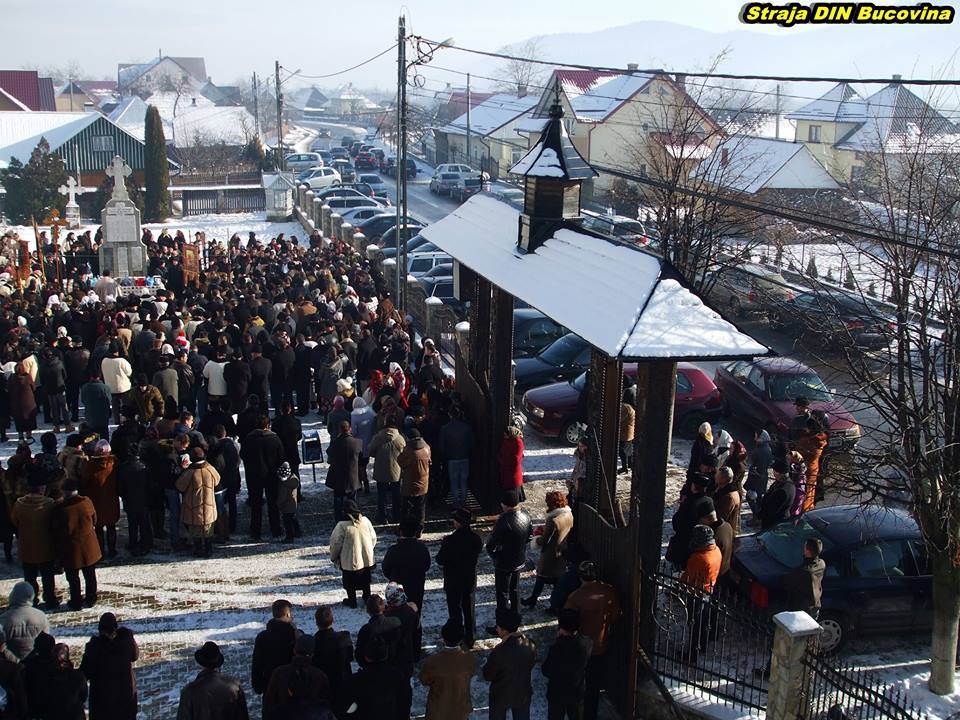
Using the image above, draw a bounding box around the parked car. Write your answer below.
[713,357,861,448]
[512,309,568,359]
[706,263,794,317]
[339,206,387,224]
[339,182,380,199]
[419,263,453,280]
[297,166,324,183]
[769,289,895,351]
[355,151,378,169]
[349,141,364,157]
[435,163,476,174]
[341,135,355,148]
[283,152,324,171]
[408,251,452,277]
[514,333,593,398]
[418,276,466,314]
[326,196,383,212]
[301,166,342,190]
[357,214,422,242]
[318,150,333,165]
[315,187,368,202]
[330,159,356,183]
[484,187,525,209]
[331,146,350,160]
[358,173,388,197]
[371,148,386,165]
[581,211,657,246]
[379,230,431,258]
[730,504,930,653]
[523,363,723,445]
[386,158,418,179]
[450,176,483,202]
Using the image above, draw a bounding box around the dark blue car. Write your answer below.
[730,505,932,652]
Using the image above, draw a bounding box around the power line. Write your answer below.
[293,44,398,80]
[410,36,960,87]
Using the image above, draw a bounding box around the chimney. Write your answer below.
[892,73,902,81]
[675,73,686,88]
[518,84,527,99]
[627,63,639,72]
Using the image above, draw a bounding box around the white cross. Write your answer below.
[58,176,82,205]
[105,155,133,202]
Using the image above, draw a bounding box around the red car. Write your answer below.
[355,151,377,170]
[522,363,723,445]
[713,357,861,449]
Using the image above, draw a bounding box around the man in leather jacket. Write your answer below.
[485,490,532,631]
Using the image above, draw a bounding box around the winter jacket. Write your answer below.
[619,402,635,442]
[10,494,56,564]
[325,433,362,495]
[207,437,241,492]
[746,431,774,494]
[666,491,705,569]
[368,428,405,485]
[245,358,268,406]
[0,584,49,660]
[131,384,165,422]
[80,628,139,720]
[117,457,150,514]
[535,506,574,579]
[482,633,538,710]
[355,615,402,672]
[759,478,795,531]
[382,603,419,677]
[350,403,376,456]
[176,461,219,528]
[202,361,228,396]
[7,374,36,426]
[277,473,299,515]
[0,653,27,719]
[542,633,593,703]
[110,420,144,463]
[240,429,285,487]
[711,519,734,577]
[153,367,179,407]
[81,381,113,429]
[419,646,476,720]
[271,415,303,466]
[347,661,411,720]
[497,435,524,490]
[382,538,431,609]
[436,525,483,592]
[438,418,473,461]
[101,357,132,394]
[782,556,826,614]
[263,656,330,717]
[565,580,622,656]
[79,454,120,526]
[24,656,87,720]
[682,545,722,593]
[397,437,431,497]
[39,357,67,393]
[177,669,249,720]
[251,619,297,695]
[713,482,742,536]
[485,507,533,573]
[312,628,353,713]
[52,495,102,570]
[329,516,377,572]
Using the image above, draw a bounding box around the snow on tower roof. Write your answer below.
[420,194,768,360]
[510,104,597,180]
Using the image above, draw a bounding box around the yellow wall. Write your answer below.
[792,119,862,182]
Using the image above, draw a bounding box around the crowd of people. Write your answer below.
[0,222,630,719]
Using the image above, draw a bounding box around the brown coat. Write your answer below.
[10,494,56,564]
[57,447,87,484]
[175,461,219,528]
[79,454,121,526]
[7,373,36,425]
[565,580,622,656]
[132,385,165,422]
[420,646,477,720]
[619,402,635,442]
[52,495,102,570]
[535,506,574,579]
[398,437,431,497]
[713,484,742,536]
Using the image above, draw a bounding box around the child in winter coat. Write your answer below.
[277,462,301,544]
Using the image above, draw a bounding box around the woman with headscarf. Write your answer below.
[8,362,37,444]
[384,581,421,673]
[689,422,713,476]
[363,369,385,409]
[522,490,574,609]
[79,440,120,558]
[388,362,408,408]
[497,425,525,500]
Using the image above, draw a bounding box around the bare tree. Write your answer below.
[494,37,550,94]
[33,60,85,84]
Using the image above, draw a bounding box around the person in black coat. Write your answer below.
[759,460,796,531]
[312,605,353,718]
[348,636,411,720]
[25,636,88,720]
[383,583,420,676]
[272,403,303,480]
[240,415,286,540]
[117,454,152,556]
[178,641,249,720]
[354,596,401,672]
[437,508,483,647]
[251,599,298,697]
[666,475,710,572]
[225,353,253,416]
[542,608,594,720]
[64,339,90,423]
[325,422,362,522]
[382,517,431,614]
[0,629,28,719]
[247,348,271,411]
[208,427,241,536]
[293,336,314,417]
[79,613,139,720]
[268,338,296,411]
[485,490,533,620]
[197,398,236,438]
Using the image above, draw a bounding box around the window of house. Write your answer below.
[90,135,115,152]
[511,149,523,165]
[640,86,651,95]
[808,125,822,143]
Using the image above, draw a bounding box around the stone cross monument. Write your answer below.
[58,176,83,229]
[98,155,147,277]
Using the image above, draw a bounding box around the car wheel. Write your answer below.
[817,612,847,654]
[729,296,743,317]
[561,420,584,446]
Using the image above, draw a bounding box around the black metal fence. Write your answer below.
[799,648,925,720]
[650,567,773,713]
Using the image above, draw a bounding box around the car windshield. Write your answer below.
[614,220,646,236]
[758,517,834,568]
[539,335,583,367]
[767,372,832,402]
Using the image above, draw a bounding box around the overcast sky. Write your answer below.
[8,0,785,88]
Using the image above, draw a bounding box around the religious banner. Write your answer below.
[182,243,200,287]
[16,239,31,285]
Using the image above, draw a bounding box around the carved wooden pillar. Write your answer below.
[471,275,492,387]
[490,286,515,442]
[586,350,623,525]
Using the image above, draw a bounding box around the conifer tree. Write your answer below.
[0,138,68,224]
[144,105,170,221]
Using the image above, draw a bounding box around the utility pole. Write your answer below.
[775,83,781,140]
[395,15,407,309]
[275,61,284,170]
[466,72,471,165]
[252,72,261,138]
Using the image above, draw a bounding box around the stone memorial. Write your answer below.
[58,176,84,229]
[99,156,147,277]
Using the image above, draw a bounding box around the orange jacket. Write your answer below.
[682,545,722,593]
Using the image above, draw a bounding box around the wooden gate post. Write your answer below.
[637,360,677,656]
[489,285,515,456]
[586,351,623,525]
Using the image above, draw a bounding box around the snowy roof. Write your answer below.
[0,111,99,167]
[554,70,619,97]
[569,72,655,122]
[785,83,867,123]
[690,136,839,193]
[110,93,255,147]
[420,194,768,360]
[437,93,539,137]
[118,56,208,89]
[510,106,596,180]
[835,83,958,152]
[108,96,150,139]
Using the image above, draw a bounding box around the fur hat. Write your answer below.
[689,524,716,550]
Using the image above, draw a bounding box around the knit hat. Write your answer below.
[384,582,407,607]
[277,462,292,479]
[336,377,353,393]
[694,495,716,518]
[689,524,716,550]
[195,641,224,669]
[93,439,111,456]
[333,396,345,409]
